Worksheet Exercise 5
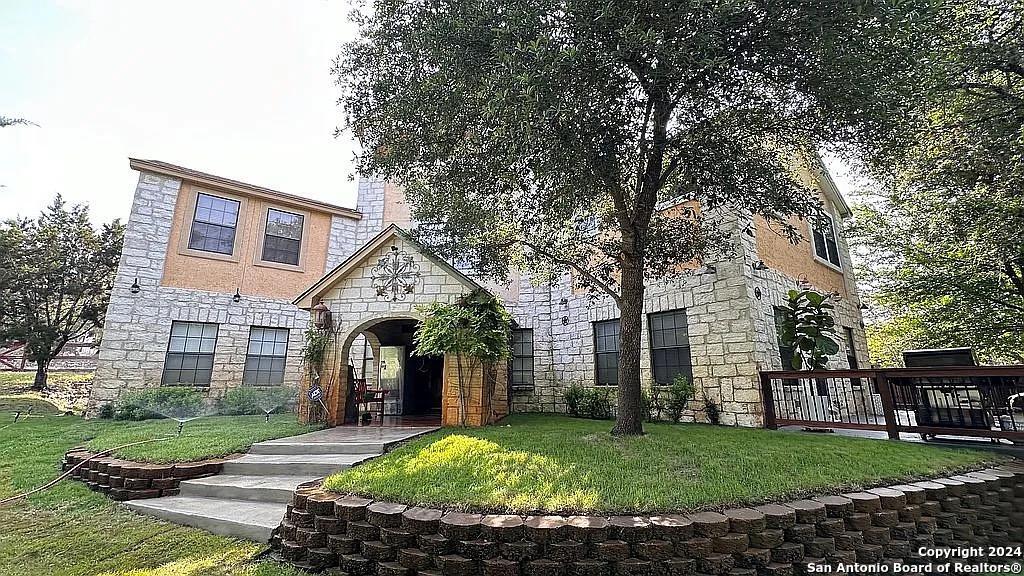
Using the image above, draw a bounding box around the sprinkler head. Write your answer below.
[265,411,270,423]
[177,420,184,436]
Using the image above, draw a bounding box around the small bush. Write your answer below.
[665,375,696,423]
[563,384,614,420]
[640,387,655,422]
[97,403,115,419]
[563,383,587,418]
[583,387,614,420]
[112,386,204,421]
[702,392,721,425]
[219,386,296,416]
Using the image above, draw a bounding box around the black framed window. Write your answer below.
[649,309,693,385]
[163,321,218,385]
[510,328,534,388]
[262,208,304,266]
[811,213,842,268]
[188,193,240,255]
[594,319,620,386]
[243,327,289,385]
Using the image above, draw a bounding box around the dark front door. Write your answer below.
[405,353,443,415]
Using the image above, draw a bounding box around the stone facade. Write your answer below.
[89,170,354,413]
[92,160,867,428]
[271,464,1024,575]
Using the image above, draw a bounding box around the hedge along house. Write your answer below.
[90,156,870,427]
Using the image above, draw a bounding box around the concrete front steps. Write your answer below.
[122,426,438,542]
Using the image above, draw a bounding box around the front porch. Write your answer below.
[293,225,510,428]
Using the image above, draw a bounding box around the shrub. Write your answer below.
[112,386,205,421]
[563,383,588,418]
[563,384,614,420]
[702,392,721,425]
[640,387,655,422]
[219,386,296,416]
[97,403,115,419]
[665,375,695,423]
[583,387,614,420]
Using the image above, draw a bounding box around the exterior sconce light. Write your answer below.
[129,277,141,294]
[312,301,333,330]
[750,260,768,271]
[559,297,569,306]
[232,288,242,303]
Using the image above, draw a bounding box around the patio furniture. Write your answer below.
[354,379,389,426]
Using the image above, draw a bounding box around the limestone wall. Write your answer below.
[271,464,1024,574]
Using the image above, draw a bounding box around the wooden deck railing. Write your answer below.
[759,366,1024,442]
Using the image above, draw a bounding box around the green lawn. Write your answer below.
[0,398,311,575]
[324,413,1003,514]
[0,371,94,413]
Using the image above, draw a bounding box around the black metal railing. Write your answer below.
[760,366,1024,441]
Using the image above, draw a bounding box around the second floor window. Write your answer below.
[163,321,218,386]
[189,193,240,255]
[649,309,693,385]
[510,328,534,389]
[262,208,304,266]
[594,319,620,386]
[812,213,842,268]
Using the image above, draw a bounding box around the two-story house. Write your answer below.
[90,157,869,427]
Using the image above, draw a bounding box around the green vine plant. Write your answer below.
[301,324,333,422]
[413,289,512,426]
[778,288,841,370]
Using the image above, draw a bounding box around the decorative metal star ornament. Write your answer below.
[371,246,421,301]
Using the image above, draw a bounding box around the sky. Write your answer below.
[1,1,863,226]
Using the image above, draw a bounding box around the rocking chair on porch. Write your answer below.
[353,379,389,426]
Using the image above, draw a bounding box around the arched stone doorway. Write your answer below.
[293,225,510,427]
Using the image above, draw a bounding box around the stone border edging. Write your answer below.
[61,449,235,501]
[270,463,1024,575]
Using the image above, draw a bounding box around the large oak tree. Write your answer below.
[849,0,1024,365]
[336,0,942,434]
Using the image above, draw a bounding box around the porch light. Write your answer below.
[129,277,141,294]
[232,288,241,303]
[312,302,333,330]
[750,260,768,271]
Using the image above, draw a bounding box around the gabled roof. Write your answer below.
[129,158,362,219]
[293,224,485,309]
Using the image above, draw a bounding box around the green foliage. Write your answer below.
[563,384,613,420]
[415,289,512,426]
[219,386,297,416]
[778,289,841,370]
[0,196,124,390]
[702,393,722,426]
[111,387,205,421]
[335,0,938,434]
[665,375,696,424]
[302,327,331,369]
[848,2,1024,364]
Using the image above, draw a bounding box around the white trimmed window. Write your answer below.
[812,213,842,268]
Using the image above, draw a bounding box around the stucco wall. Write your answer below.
[161,181,347,300]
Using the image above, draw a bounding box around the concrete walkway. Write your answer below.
[124,425,437,542]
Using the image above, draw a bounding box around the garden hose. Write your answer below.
[0,436,173,507]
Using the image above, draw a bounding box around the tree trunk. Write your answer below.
[611,258,645,436]
[32,359,50,391]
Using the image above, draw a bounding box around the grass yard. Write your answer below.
[0,370,94,413]
[324,413,1003,514]
[0,397,313,575]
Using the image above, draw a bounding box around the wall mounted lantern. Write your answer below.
[750,260,768,271]
[232,288,242,303]
[129,277,141,294]
[312,302,333,330]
